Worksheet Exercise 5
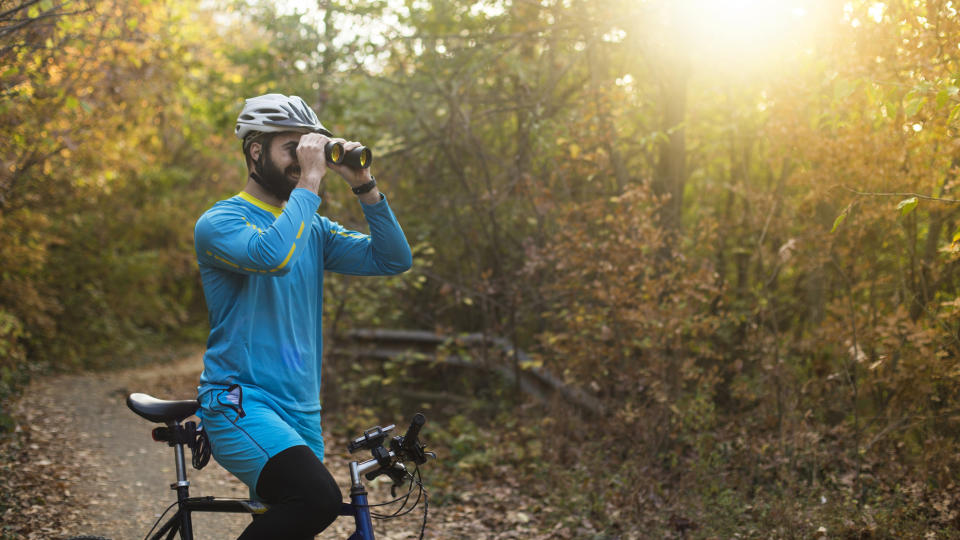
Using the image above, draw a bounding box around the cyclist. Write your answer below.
[193,93,412,539]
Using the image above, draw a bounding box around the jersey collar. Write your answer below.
[237,191,282,218]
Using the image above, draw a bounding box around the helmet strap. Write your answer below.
[246,132,270,185]
[249,151,271,194]
[253,149,266,181]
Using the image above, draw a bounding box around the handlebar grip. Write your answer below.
[401,413,426,451]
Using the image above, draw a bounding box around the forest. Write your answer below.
[3,0,960,537]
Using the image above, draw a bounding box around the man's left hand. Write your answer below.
[326,139,381,204]
[327,140,373,186]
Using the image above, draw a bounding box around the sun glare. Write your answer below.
[679,0,814,69]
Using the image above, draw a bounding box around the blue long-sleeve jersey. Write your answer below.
[194,188,412,411]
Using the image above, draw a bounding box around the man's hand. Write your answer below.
[295,133,329,192]
[327,140,381,204]
[326,140,372,185]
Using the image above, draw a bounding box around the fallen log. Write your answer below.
[332,328,605,418]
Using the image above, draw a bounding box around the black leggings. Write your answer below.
[237,445,343,540]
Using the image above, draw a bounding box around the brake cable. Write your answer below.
[357,465,429,539]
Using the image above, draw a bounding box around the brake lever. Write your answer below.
[391,436,430,465]
[389,463,410,497]
[364,462,409,483]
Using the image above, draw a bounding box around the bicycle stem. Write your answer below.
[350,450,396,488]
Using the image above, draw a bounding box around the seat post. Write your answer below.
[169,420,191,494]
[169,421,195,539]
[173,438,190,491]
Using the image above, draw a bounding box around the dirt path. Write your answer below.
[7,349,520,540]
[40,352,251,539]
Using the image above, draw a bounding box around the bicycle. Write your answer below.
[68,392,435,540]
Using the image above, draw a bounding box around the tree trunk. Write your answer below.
[652,10,690,235]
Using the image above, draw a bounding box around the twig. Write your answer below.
[841,185,960,204]
[830,252,864,508]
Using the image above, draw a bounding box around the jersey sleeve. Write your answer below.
[321,194,413,276]
[195,188,321,276]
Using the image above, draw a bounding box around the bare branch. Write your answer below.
[0,0,41,22]
[842,184,960,204]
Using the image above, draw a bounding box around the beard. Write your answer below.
[252,149,301,202]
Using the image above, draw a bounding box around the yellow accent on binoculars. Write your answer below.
[325,142,343,164]
[324,142,372,169]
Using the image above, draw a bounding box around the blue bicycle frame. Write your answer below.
[142,436,390,540]
[341,488,375,540]
[118,393,426,540]
[340,459,378,540]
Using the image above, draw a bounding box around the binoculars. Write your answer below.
[324,141,372,169]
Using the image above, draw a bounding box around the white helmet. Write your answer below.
[235,93,331,141]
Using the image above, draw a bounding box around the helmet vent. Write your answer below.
[234,93,329,140]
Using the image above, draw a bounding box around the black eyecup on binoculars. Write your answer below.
[343,147,373,170]
[324,141,345,164]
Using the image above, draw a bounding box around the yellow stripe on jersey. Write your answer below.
[238,191,282,218]
[242,217,265,234]
[213,254,240,268]
[207,249,240,268]
[270,243,296,272]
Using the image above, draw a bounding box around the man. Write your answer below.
[193,93,412,539]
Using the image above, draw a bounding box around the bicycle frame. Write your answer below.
[146,430,379,540]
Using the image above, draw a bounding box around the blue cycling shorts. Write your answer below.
[197,384,325,499]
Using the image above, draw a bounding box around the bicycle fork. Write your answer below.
[340,461,375,540]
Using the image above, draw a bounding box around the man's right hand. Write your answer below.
[296,133,329,192]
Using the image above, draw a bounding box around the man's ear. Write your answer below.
[249,141,263,162]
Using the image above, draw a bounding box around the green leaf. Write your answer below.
[937,89,949,109]
[834,79,856,101]
[831,205,850,233]
[949,103,960,125]
[905,97,925,117]
[897,196,919,217]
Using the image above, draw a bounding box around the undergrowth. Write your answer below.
[325,352,960,539]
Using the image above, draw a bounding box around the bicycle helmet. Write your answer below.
[235,93,331,142]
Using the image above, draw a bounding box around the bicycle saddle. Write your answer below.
[127,393,200,423]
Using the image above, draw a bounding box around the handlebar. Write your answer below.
[348,424,395,454]
[348,415,434,536]
[397,413,427,464]
[401,413,425,453]
[349,413,434,489]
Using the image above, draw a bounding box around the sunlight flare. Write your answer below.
[679,0,813,67]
